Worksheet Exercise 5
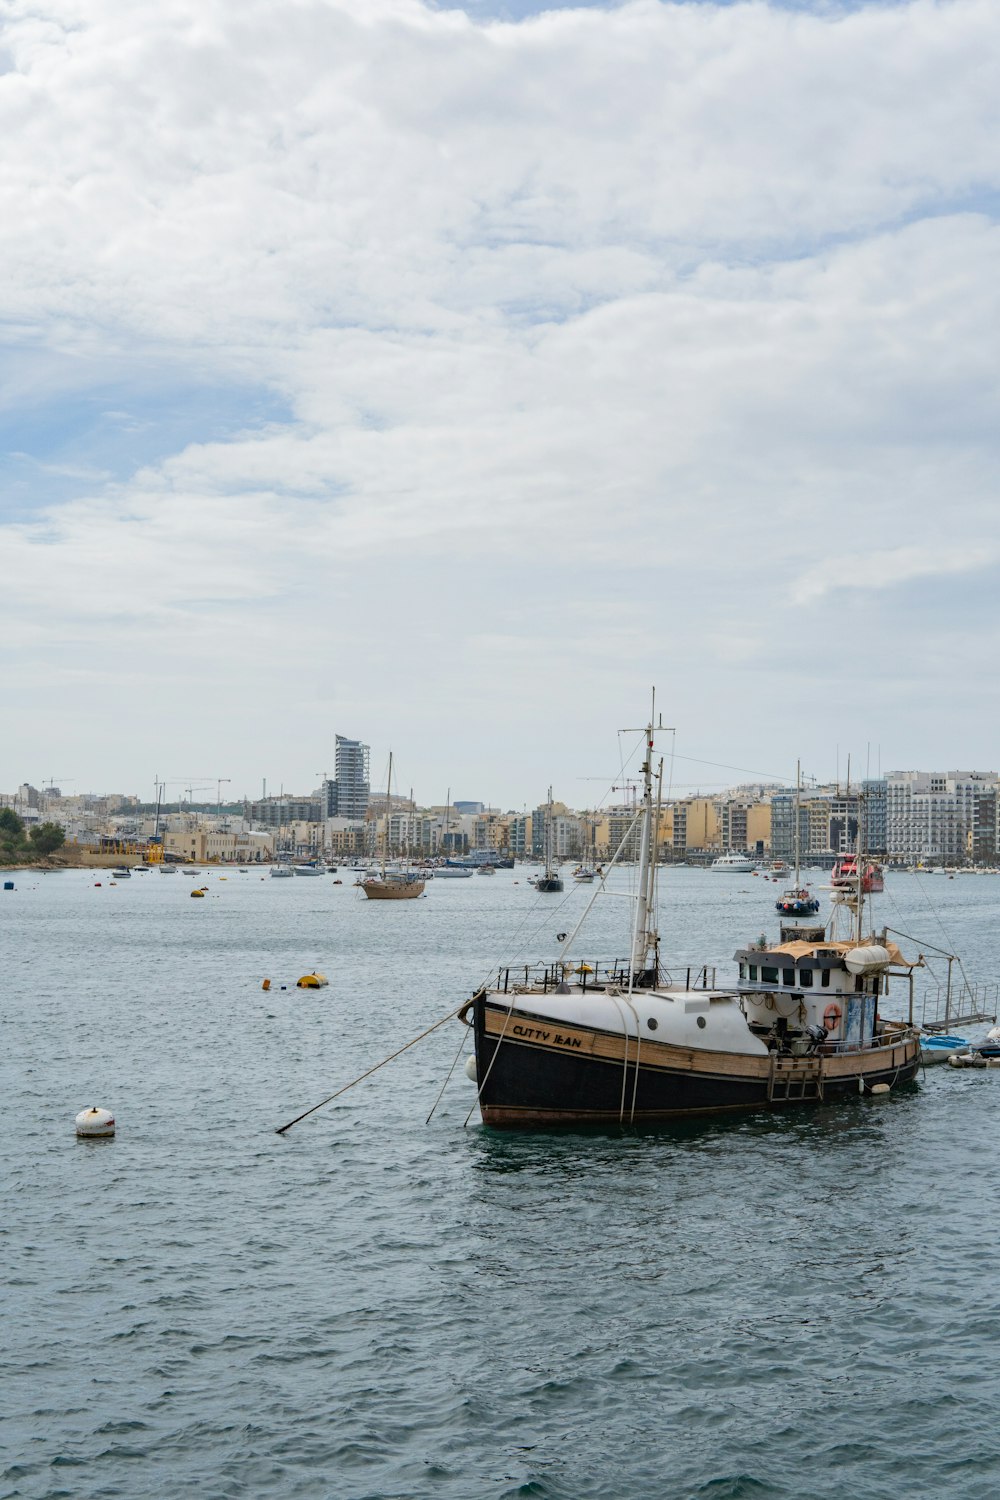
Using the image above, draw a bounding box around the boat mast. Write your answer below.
[383,750,392,877]
[546,785,554,874]
[629,695,663,981]
[794,758,801,889]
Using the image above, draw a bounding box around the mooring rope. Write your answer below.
[275,1002,464,1133]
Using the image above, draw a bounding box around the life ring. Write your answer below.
[823,1003,842,1030]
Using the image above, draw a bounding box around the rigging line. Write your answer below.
[464,996,515,1129]
[274,1002,463,1133]
[425,1029,469,1125]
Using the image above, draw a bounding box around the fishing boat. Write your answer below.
[775,761,820,916]
[535,786,564,893]
[710,852,754,872]
[461,704,921,1128]
[831,854,884,894]
[361,751,426,901]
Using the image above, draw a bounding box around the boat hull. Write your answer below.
[472,996,919,1127]
[362,879,425,900]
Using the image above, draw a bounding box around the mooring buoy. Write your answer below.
[75,1106,115,1138]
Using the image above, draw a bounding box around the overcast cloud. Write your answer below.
[1,0,998,804]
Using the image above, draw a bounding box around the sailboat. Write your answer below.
[461,702,921,1128]
[534,787,564,893]
[361,752,426,901]
[775,761,819,916]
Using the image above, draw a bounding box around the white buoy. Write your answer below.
[870,1082,891,1096]
[75,1106,115,1138]
[464,1056,478,1083]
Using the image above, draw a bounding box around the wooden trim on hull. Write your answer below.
[474,997,919,1128]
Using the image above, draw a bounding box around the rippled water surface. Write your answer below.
[5,866,1000,1499]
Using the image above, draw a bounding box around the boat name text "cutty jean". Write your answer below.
[512,1024,582,1049]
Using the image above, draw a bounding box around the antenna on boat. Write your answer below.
[622,689,673,986]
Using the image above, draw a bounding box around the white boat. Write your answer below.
[710,852,755,872]
[461,701,921,1129]
[433,868,474,879]
[293,864,325,876]
[270,865,294,879]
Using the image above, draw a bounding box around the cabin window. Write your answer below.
[799,969,813,987]
[782,969,795,987]
[761,966,778,983]
[821,970,831,988]
[748,965,758,981]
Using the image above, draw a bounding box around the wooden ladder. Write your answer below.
[768,1054,825,1105]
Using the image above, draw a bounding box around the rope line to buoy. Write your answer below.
[275,1003,464,1134]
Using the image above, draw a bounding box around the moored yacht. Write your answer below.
[710,851,755,872]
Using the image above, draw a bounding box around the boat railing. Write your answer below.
[919,980,998,1033]
[495,961,720,993]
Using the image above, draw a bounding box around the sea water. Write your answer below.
[3,866,1000,1499]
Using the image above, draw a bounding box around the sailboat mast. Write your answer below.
[630,717,657,978]
[794,759,801,887]
[383,750,393,876]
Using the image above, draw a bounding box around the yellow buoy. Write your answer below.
[262,978,271,991]
[296,973,329,988]
[190,889,206,898]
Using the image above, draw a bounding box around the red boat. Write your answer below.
[831,855,884,894]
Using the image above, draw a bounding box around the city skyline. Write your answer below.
[2,0,998,803]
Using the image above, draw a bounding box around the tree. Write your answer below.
[0,807,24,839]
[29,823,65,856]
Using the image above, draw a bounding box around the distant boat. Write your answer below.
[535,785,564,892]
[112,868,131,879]
[775,762,820,915]
[293,864,325,876]
[361,751,426,901]
[270,866,294,879]
[831,855,884,894]
[710,852,754,872]
[477,864,496,876]
[433,868,474,879]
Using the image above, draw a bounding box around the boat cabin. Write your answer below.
[735,924,914,1054]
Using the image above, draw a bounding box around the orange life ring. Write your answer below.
[823,1003,842,1030]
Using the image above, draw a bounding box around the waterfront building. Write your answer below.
[885,771,999,864]
[323,735,370,821]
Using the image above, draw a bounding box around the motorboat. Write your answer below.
[270,865,294,879]
[710,852,755,872]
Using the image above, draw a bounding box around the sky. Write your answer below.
[1,0,999,809]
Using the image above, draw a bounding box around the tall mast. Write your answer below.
[794,759,801,887]
[630,695,661,980]
[383,750,393,876]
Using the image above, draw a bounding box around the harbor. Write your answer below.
[5,859,1000,1497]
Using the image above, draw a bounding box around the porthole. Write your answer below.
[696,1016,707,1029]
[646,1017,658,1031]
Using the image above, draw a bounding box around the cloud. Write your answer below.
[0,0,999,795]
